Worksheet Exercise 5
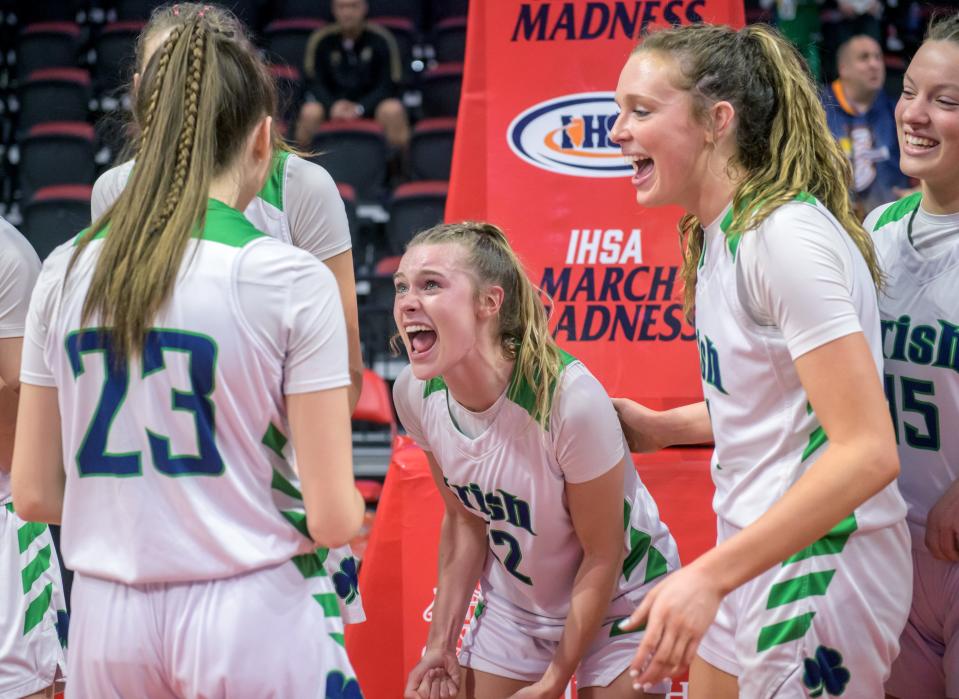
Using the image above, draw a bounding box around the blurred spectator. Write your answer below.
[762,0,824,80]
[821,34,909,217]
[294,0,410,153]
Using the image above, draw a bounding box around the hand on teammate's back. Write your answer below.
[612,398,666,453]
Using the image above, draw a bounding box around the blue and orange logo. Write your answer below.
[507,93,629,178]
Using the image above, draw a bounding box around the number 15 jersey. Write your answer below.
[19,199,349,584]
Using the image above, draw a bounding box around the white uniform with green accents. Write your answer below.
[867,193,959,699]
[90,152,364,624]
[394,356,679,689]
[19,200,360,698]
[693,196,910,698]
[0,218,68,698]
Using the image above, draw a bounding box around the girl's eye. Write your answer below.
[632,108,650,118]
[395,282,408,294]
[938,98,959,107]
[424,280,439,290]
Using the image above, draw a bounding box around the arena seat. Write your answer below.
[267,0,333,23]
[430,0,469,25]
[410,117,455,181]
[432,16,467,63]
[16,22,81,82]
[262,18,325,71]
[352,368,397,444]
[267,63,303,137]
[19,121,96,201]
[368,0,425,31]
[17,68,91,134]
[309,120,388,201]
[22,184,92,260]
[386,180,447,254]
[420,62,462,118]
[93,21,144,98]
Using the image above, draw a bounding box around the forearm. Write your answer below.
[656,401,713,447]
[696,439,896,595]
[542,552,621,689]
[426,513,487,652]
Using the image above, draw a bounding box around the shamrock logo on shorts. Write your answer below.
[332,557,359,604]
[326,670,363,699]
[802,645,851,697]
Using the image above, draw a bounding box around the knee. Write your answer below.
[299,102,326,128]
[375,98,407,125]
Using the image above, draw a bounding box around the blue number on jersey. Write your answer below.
[66,328,224,477]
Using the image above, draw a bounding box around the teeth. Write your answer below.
[905,134,937,147]
[405,324,433,333]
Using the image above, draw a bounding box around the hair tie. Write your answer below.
[172,3,179,16]
[198,4,210,17]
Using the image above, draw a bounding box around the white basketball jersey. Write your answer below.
[394,355,679,623]
[695,196,906,532]
[19,199,349,584]
[867,193,959,550]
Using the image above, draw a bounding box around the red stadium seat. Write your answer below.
[410,117,455,181]
[19,121,96,201]
[420,62,462,118]
[16,22,81,81]
[22,184,93,260]
[18,68,91,133]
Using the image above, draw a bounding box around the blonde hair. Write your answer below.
[70,12,276,361]
[399,222,563,424]
[926,10,959,44]
[635,23,883,318]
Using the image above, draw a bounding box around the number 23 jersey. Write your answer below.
[393,357,679,623]
[19,199,350,584]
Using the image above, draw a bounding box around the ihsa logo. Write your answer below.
[507,92,629,178]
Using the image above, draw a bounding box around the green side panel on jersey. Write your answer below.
[271,469,302,500]
[802,426,828,462]
[506,349,578,423]
[423,376,448,398]
[873,192,922,231]
[474,599,486,619]
[21,544,51,594]
[18,520,47,554]
[282,510,310,538]
[292,548,330,578]
[257,150,291,211]
[313,592,342,617]
[623,499,632,531]
[623,528,652,581]
[757,611,815,653]
[766,569,835,609]
[643,546,669,584]
[262,423,289,458]
[783,513,858,565]
[330,632,345,647]
[23,582,53,636]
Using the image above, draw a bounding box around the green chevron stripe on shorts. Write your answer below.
[622,500,669,584]
[757,611,816,653]
[766,570,836,609]
[23,582,53,635]
[21,544,52,594]
[18,519,47,554]
[783,514,858,565]
[293,548,330,578]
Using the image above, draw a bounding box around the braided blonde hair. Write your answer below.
[71,13,276,360]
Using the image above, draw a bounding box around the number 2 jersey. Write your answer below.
[866,193,959,551]
[19,199,350,584]
[393,356,679,624]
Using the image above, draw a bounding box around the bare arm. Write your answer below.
[613,398,713,452]
[322,249,364,412]
[0,337,23,473]
[405,451,489,699]
[528,461,627,696]
[626,332,900,683]
[287,386,365,548]
[11,384,64,522]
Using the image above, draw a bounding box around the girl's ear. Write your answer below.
[707,100,736,145]
[478,285,505,319]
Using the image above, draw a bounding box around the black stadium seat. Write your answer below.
[94,21,145,97]
[268,0,333,22]
[386,180,447,254]
[368,0,425,30]
[431,0,468,25]
[18,68,92,133]
[420,62,462,118]
[262,18,325,71]
[19,121,96,201]
[309,120,388,201]
[16,22,81,82]
[23,184,92,260]
[410,117,455,181]
[433,16,467,63]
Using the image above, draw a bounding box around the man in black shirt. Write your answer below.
[295,0,410,153]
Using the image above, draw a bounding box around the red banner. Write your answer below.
[446,0,745,410]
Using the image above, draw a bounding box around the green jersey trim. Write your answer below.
[717,192,817,261]
[74,199,265,249]
[257,150,291,211]
[873,191,922,231]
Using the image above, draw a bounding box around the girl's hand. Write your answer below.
[404,649,461,699]
[620,564,724,687]
[926,479,959,562]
